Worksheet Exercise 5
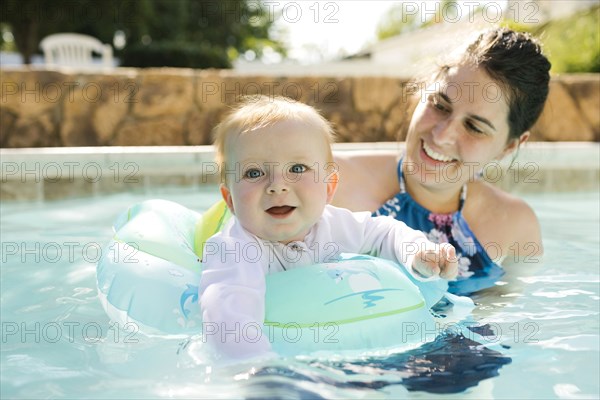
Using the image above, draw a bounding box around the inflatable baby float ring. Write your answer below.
[97,200,448,354]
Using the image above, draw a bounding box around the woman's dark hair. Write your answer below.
[444,27,552,140]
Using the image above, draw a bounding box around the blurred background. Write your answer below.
[1,0,598,74]
[1,0,598,148]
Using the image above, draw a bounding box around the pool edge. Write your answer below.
[1,142,598,201]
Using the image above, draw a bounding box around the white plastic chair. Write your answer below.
[40,33,113,68]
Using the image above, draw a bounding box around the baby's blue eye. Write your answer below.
[244,169,263,179]
[289,164,307,174]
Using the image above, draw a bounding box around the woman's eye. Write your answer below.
[431,95,449,113]
[466,121,484,134]
[289,164,307,174]
[244,169,263,179]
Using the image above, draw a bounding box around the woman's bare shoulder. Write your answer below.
[332,151,400,212]
[466,180,543,258]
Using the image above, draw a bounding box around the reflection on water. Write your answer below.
[247,331,511,395]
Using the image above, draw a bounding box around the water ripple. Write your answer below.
[533,335,600,352]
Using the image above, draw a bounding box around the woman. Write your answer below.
[333,28,551,295]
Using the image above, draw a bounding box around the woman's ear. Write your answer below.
[220,184,234,214]
[501,131,530,159]
[519,131,531,146]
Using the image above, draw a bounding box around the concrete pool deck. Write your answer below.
[1,142,598,201]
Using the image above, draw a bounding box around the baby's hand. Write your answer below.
[412,243,458,280]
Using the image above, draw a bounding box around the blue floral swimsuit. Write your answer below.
[374,160,505,295]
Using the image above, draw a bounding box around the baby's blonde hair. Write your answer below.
[213,96,335,171]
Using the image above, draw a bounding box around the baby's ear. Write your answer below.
[326,169,339,204]
[220,184,234,214]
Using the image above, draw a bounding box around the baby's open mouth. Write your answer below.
[266,206,296,217]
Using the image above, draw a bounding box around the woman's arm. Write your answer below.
[465,180,544,265]
[461,181,544,298]
[332,151,400,212]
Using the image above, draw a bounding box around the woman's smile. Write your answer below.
[421,141,457,164]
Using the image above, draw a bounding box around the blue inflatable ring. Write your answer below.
[97,200,447,354]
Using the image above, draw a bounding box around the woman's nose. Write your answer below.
[432,118,459,145]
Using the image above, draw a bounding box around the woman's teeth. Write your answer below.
[423,142,455,162]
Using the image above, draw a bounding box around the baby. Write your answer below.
[199,96,458,360]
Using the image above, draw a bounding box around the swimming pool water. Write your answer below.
[1,188,598,399]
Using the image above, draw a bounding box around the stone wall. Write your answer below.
[1,67,598,147]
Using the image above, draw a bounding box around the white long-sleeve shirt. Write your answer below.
[199,204,432,360]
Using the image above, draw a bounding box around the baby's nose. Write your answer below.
[266,178,289,194]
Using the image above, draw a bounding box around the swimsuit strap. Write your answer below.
[397,159,467,212]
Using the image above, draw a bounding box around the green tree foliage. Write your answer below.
[0,0,139,64]
[501,5,599,73]
[535,5,599,73]
[377,0,460,39]
[0,0,284,67]
[376,1,599,73]
[376,4,419,40]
